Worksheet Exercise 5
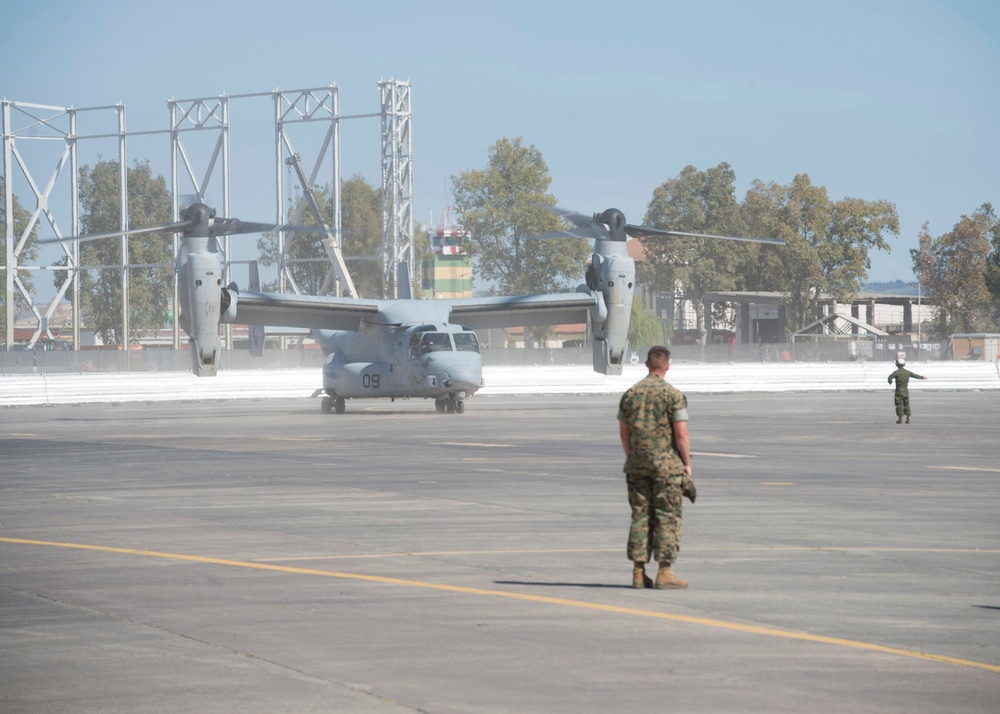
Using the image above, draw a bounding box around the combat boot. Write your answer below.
[632,562,649,589]
[906,415,911,424]
[896,416,903,424]
[655,564,688,589]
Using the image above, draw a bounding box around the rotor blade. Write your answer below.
[542,205,601,229]
[533,204,610,239]
[538,203,785,245]
[38,219,195,244]
[213,218,323,236]
[212,218,281,236]
[274,223,325,233]
[526,226,607,241]
[625,224,785,245]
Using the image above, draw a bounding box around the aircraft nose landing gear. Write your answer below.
[322,395,346,414]
[435,395,465,414]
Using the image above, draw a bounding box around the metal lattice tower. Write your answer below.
[3,83,403,352]
[273,86,356,299]
[1,100,128,351]
[379,80,414,298]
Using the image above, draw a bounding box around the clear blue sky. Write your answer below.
[4,0,998,284]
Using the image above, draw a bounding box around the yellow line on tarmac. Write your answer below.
[3,536,999,675]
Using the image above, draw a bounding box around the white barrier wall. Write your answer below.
[1,362,997,407]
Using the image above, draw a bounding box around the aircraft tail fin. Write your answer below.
[247,261,265,357]
[396,262,413,300]
[248,260,261,291]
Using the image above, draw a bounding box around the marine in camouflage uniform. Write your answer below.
[617,347,695,589]
[887,358,927,424]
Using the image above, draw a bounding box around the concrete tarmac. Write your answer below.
[2,390,999,713]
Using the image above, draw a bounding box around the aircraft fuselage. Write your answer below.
[314,322,483,413]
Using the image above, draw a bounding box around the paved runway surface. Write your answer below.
[2,391,999,712]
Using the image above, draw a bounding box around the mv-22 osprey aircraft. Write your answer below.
[51,202,782,413]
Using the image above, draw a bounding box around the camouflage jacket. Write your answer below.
[618,373,688,476]
[888,367,924,394]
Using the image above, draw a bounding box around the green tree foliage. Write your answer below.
[628,296,665,348]
[451,137,591,297]
[981,203,1000,325]
[641,163,748,348]
[1,176,39,340]
[741,174,898,333]
[911,204,997,337]
[256,175,384,298]
[56,160,172,344]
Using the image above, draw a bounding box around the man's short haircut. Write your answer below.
[646,346,671,370]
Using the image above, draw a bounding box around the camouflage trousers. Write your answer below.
[894,392,911,417]
[625,470,684,564]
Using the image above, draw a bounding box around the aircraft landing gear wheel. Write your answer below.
[436,400,447,413]
[334,397,346,414]
[441,396,463,414]
[321,396,333,414]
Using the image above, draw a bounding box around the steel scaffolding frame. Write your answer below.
[2,83,412,351]
[379,80,414,298]
[2,100,129,351]
[273,87,356,300]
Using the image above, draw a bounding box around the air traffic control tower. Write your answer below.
[422,209,473,298]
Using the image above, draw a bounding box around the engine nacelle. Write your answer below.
[179,251,224,377]
[589,241,635,375]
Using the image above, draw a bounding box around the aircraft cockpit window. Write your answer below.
[453,332,480,353]
[408,332,422,360]
[419,333,453,355]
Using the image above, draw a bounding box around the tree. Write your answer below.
[256,175,386,298]
[1,176,39,341]
[911,204,996,337]
[981,203,1000,326]
[741,174,898,333]
[740,176,825,333]
[59,160,173,344]
[628,296,665,348]
[641,163,748,350]
[451,137,591,297]
[342,175,386,298]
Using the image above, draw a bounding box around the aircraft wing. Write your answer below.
[230,290,382,330]
[229,289,597,331]
[446,292,595,329]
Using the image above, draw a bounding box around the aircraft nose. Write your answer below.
[428,354,482,393]
[444,363,483,392]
